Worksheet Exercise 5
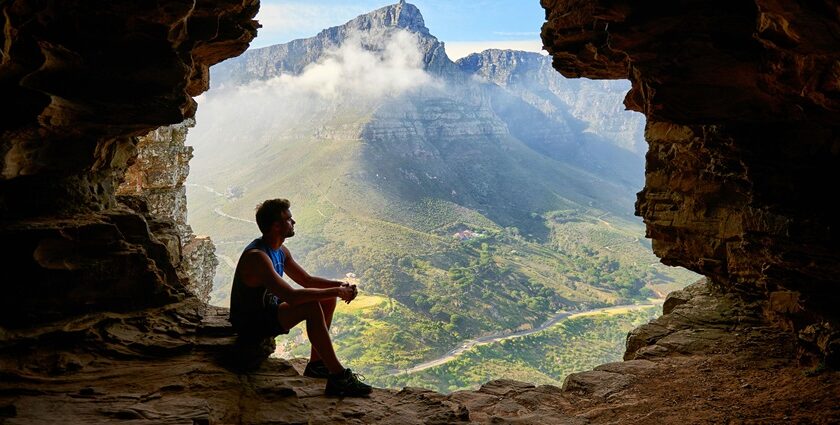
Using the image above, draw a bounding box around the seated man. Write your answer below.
[229,198,371,397]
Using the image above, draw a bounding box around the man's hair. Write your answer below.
[255,198,291,234]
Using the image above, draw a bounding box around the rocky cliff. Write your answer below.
[542,0,840,366]
[1,0,839,423]
[118,120,219,305]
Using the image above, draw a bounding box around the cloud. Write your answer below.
[189,29,438,168]
[444,40,545,60]
[275,30,436,100]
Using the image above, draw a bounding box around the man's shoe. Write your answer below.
[325,368,373,397]
[303,360,330,379]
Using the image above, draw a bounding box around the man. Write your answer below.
[229,198,372,397]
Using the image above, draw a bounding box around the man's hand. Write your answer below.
[339,282,358,304]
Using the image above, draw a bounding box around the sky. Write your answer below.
[252,0,546,59]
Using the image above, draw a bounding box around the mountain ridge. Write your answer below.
[211,1,458,86]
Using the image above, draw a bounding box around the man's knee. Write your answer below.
[320,297,337,309]
[302,301,324,319]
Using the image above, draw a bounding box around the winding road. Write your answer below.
[389,301,661,376]
[187,182,256,224]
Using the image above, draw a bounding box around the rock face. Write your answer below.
[0,0,257,325]
[541,0,840,365]
[118,120,219,304]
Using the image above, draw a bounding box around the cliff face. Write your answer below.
[118,120,218,305]
[0,0,257,321]
[541,0,840,365]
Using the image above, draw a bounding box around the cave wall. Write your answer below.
[0,0,258,327]
[541,0,840,363]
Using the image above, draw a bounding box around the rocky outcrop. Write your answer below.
[119,122,195,240]
[118,120,219,304]
[541,0,840,365]
[0,0,254,324]
[182,236,219,305]
[451,280,840,423]
[3,279,837,424]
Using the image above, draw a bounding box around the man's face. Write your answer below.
[277,209,296,238]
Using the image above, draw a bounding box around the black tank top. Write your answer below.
[229,238,285,326]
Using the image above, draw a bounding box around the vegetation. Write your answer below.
[277,298,660,393]
[372,306,660,393]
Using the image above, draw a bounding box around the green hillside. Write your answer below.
[277,295,661,393]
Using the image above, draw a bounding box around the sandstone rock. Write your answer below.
[593,359,657,375]
[662,279,707,314]
[562,370,632,400]
[118,120,219,305]
[542,0,840,364]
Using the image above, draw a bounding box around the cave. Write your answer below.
[1,0,838,423]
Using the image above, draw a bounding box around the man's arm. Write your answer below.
[282,246,358,303]
[239,250,353,305]
[282,246,345,289]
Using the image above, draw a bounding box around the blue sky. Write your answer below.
[253,0,546,58]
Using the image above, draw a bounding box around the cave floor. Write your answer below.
[1,288,838,424]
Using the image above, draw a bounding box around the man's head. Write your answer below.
[255,198,295,237]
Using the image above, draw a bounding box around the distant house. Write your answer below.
[225,185,245,199]
[345,272,357,278]
[453,230,482,241]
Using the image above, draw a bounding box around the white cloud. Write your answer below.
[189,29,438,165]
[444,40,546,60]
[274,30,436,100]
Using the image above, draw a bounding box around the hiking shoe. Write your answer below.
[303,360,330,379]
[325,368,372,397]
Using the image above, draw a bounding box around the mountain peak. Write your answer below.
[210,2,452,85]
[345,1,429,35]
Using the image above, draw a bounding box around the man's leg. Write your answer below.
[276,301,344,374]
[309,297,337,363]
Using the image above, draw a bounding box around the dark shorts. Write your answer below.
[232,302,289,339]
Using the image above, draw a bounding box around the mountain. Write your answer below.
[211,1,459,87]
[186,2,696,391]
[456,49,647,157]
